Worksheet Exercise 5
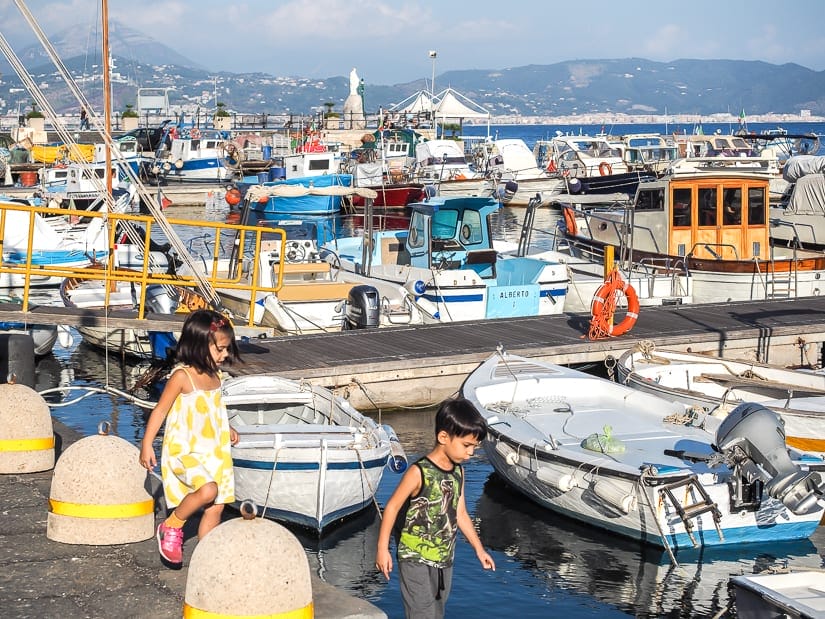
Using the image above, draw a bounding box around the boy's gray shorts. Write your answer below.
[398,561,454,619]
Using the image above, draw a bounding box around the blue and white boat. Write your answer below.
[324,194,568,322]
[225,374,406,530]
[462,350,825,554]
[249,172,354,216]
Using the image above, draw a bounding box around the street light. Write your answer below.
[428,50,437,137]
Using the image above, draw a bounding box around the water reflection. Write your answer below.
[476,473,825,618]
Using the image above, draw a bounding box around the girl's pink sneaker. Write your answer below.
[156,522,183,564]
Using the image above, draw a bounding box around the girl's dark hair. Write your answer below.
[174,309,241,375]
[435,397,487,442]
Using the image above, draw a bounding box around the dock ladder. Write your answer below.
[659,475,724,546]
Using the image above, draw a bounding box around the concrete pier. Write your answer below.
[0,419,386,618]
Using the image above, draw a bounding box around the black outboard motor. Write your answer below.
[499,180,519,204]
[344,285,380,329]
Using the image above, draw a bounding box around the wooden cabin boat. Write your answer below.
[559,173,825,304]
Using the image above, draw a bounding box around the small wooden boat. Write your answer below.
[731,570,825,618]
[225,374,406,531]
[616,346,825,454]
[462,349,825,554]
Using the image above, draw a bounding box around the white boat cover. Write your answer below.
[782,155,825,182]
[785,173,825,214]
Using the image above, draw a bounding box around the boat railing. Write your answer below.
[0,200,295,326]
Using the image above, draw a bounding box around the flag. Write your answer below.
[739,108,746,120]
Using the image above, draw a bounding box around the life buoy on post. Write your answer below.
[598,161,612,176]
[588,269,639,340]
[561,206,578,236]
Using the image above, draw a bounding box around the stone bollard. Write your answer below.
[185,502,313,617]
[0,382,54,473]
[47,422,154,545]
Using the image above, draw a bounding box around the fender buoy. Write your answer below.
[598,161,612,176]
[561,207,578,236]
[547,159,557,173]
[224,187,242,206]
[169,126,178,139]
[190,128,201,139]
[588,270,639,339]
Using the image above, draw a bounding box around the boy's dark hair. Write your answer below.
[435,397,487,442]
[174,309,241,374]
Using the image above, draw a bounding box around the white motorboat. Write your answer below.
[225,374,406,531]
[462,349,825,554]
[616,345,825,455]
[732,570,825,618]
[769,155,825,250]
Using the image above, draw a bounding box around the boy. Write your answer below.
[376,397,495,618]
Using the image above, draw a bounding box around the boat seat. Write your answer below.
[381,237,410,266]
[275,282,354,302]
[696,372,825,398]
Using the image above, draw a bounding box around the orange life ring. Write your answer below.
[598,161,612,176]
[547,159,557,173]
[190,128,201,139]
[561,207,578,236]
[589,272,639,338]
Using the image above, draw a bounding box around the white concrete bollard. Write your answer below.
[47,422,154,545]
[185,502,313,617]
[0,382,54,473]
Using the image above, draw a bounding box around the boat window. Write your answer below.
[636,188,664,212]
[432,209,459,240]
[747,187,766,225]
[699,187,717,226]
[408,212,426,249]
[722,188,742,225]
[460,209,483,245]
[308,159,331,171]
[672,187,692,227]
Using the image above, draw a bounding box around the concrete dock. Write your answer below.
[0,419,386,619]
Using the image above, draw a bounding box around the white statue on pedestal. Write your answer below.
[343,67,365,130]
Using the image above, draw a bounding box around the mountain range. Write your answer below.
[2,20,824,119]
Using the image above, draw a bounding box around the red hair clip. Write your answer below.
[210,318,226,332]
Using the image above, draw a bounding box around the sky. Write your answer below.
[3,0,825,85]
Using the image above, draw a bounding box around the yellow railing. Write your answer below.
[0,201,291,327]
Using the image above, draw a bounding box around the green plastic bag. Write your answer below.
[581,425,626,454]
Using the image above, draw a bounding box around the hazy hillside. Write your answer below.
[2,22,823,117]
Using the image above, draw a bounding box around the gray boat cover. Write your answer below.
[782,155,825,182]
[786,173,825,214]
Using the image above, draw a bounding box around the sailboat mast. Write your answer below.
[102,0,112,195]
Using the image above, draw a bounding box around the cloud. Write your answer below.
[642,24,686,59]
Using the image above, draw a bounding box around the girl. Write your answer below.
[139,309,241,566]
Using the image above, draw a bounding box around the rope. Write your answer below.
[355,447,383,519]
[588,268,622,340]
[38,385,158,409]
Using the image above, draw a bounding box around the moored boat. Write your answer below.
[616,345,825,454]
[462,349,825,552]
[225,374,405,530]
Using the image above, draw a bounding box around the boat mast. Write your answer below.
[101,0,112,196]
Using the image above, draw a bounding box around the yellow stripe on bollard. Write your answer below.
[49,498,154,519]
[183,601,314,619]
[0,436,55,452]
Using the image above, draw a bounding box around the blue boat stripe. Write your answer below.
[233,456,388,471]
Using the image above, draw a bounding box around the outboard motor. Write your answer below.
[145,284,179,315]
[499,180,519,204]
[344,285,380,329]
[715,403,825,515]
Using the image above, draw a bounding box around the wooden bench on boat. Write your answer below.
[695,372,825,398]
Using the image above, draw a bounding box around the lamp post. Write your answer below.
[428,50,437,137]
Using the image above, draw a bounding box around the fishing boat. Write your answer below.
[325,194,568,323]
[461,349,825,553]
[559,172,825,303]
[475,138,565,206]
[616,345,825,454]
[224,374,406,530]
[731,570,825,618]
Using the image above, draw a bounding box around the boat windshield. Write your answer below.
[432,209,459,240]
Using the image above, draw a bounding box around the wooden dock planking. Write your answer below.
[230,297,825,410]
[4,297,825,410]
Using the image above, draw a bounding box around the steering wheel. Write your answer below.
[284,241,307,263]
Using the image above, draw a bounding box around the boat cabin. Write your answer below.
[632,175,769,260]
[405,196,498,273]
[282,152,337,179]
[414,140,475,181]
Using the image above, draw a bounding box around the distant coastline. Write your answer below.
[473,112,825,126]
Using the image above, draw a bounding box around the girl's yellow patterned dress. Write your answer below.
[160,366,235,508]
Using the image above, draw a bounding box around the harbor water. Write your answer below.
[26,122,825,617]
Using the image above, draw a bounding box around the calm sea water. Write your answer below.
[34,123,825,618]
